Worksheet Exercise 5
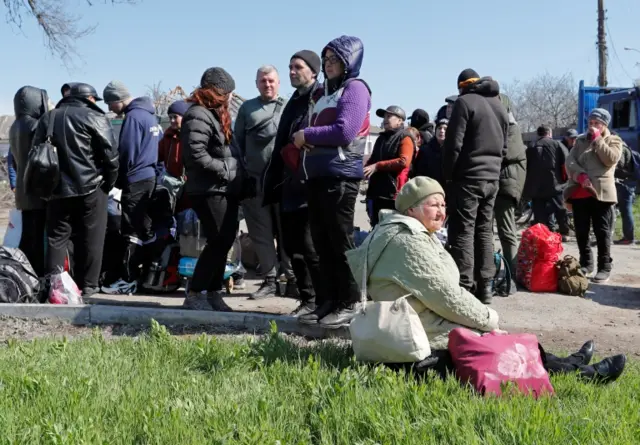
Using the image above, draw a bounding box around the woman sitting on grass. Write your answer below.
[346,176,626,382]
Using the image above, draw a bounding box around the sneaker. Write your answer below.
[101,279,137,295]
[319,302,361,328]
[593,269,611,283]
[614,238,634,245]
[207,290,233,312]
[250,278,278,300]
[290,300,316,317]
[233,277,246,290]
[183,291,213,311]
[299,301,334,325]
[284,279,300,299]
[580,265,594,278]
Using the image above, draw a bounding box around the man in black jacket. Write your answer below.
[443,69,508,304]
[9,86,49,276]
[32,83,119,296]
[523,125,569,236]
[262,50,324,317]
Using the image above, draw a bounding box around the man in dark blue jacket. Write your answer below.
[101,80,161,295]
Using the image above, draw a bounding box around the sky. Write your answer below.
[1,0,640,121]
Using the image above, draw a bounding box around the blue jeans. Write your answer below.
[616,181,636,240]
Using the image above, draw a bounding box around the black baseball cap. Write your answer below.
[375,105,406,120]
[565,129,579,138]
[445,95,458,103]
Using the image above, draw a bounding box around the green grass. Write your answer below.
[0,321,638,445]
[614,198,640,240]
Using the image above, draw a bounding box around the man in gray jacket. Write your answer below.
[234,65,295,299]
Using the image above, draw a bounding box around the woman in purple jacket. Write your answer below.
[292,35,372,328]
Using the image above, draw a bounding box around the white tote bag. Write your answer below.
[3,209,22,248]
[349,231,431,363]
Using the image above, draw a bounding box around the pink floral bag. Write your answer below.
[448,328,554,398]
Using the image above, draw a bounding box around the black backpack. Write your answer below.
[0,247,41,303]
[25,109,60,199]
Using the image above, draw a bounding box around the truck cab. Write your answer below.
[577,80,640,152]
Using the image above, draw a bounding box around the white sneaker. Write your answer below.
[101,279,137,295]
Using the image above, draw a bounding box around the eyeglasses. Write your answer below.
[322,55,341,66]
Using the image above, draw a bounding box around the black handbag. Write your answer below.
[24,110,60,199]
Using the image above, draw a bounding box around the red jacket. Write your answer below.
[158,127,184,179]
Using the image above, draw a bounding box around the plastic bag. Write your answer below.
[516,223,563,292]
[48,271,83,304]
[3,209,22,248]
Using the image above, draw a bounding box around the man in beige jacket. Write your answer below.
[564,108,622,283]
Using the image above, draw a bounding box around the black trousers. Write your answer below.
[368,197,396,227]
[46,189,108,290]
[532,195,570,235]
[389,345,591,380]
[280,207,322,304]
[571,197,614,270]
[20,208,47,277]
[189,194,239,293]
[447,180,499,291]
[120,177,156,281]
[307,178,360,307]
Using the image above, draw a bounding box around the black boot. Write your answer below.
[250,277,278,300]
[319,302,361,329]
[284,279,300,299]
[475,281,493,305]
[593,258,612,283]
[569,340,594,366]
[298,301,334,325]
[580,354,626,383]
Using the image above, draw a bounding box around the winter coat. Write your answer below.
[346,210,499,350]
[498,97,527,202]
[523,137,568,200]
[158,127,184,178]
[263,81,322,211]
[9,86,48,210]
[411,136,445,188]
[32,96,119,199]
[443,78,508,182]
[181,104,243,197]
[117,97,161,187]
[563,127,622,203]
[302,35,371,180]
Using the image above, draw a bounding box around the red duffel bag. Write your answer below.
[448,327,554,399]
[516,223,563,292]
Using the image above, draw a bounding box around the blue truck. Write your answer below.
[577,80,640,152]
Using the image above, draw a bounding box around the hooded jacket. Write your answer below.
[32,96,120,199]
[498,94,527,201]
[9,86,49,210]
[411,136,446,188]
[302,36,371,180]
[117,97,161,187]
[346,210,499,350]
[443,77,508,182]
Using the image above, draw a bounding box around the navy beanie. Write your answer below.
[168,100,190,116]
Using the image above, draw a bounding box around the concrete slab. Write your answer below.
[0,304,91,324]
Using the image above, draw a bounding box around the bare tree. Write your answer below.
[146,82,188,116]
[502,73,579,132]
[3,0,140,64]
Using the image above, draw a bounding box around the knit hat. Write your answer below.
[566,129,579,138]
[200,67,236,94]
[589,108,611,127]
[408,109,429,128]
[457,68,480,88]
[168,100,190,116]
[436,118,449,128]
[395,177,445,213]
[103,80,132,104]
[291,50,321,74]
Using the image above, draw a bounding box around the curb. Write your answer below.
[0,304,349,339]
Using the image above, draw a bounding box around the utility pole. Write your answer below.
[597,0,608,87]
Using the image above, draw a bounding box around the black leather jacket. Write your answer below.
[32,96,119,199]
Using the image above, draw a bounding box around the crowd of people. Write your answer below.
[4,32,633,356]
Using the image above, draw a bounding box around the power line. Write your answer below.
[606,21,635,83]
